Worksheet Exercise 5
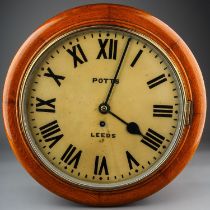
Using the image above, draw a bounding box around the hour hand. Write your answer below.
[110,111,143,136]
[127,122,142,135]
[98,103,143,136]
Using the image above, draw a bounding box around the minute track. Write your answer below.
[21,27,184,188]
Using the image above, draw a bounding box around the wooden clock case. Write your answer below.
[2,4,206,206]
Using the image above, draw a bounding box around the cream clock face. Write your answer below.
[21,27,185,189]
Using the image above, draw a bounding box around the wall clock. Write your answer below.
[3,4,206,206]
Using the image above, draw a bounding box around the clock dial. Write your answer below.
[21,27,185,188]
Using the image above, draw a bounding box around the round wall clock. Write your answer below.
[3,4,206,206]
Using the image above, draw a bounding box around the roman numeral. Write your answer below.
[61,144,82,169]
[67,44,88,68]
[147,74,167,89]
[44,67,65,87]
[96,39,118,60]
[126,151,140,170]
[141,128,165,151]
[36,97,56,113]
[130,49,143,67]
[94,156,109,175]
[153,105,173,118]
[39,120,64,149]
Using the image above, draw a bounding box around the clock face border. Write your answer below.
[19,25,186,189]
[3,4,206,206]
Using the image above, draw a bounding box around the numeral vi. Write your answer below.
[94,156,109,175]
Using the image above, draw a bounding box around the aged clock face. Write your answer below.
[21,27,185,189]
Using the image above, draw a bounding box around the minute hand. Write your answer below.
[104,37,131,104]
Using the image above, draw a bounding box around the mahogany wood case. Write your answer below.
[2,4,206,206]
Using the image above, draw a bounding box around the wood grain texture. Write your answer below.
[2,4,206,206]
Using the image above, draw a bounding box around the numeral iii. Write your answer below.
[153,105,173,118]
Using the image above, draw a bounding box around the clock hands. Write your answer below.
[99,103,143,136]
[110,111,143,136]
[98,37,143,136]
[104,37,131,105]
[99,37,143,136]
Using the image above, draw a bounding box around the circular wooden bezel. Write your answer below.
[2,4,206,206]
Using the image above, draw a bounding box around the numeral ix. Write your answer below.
[36,97,56,113]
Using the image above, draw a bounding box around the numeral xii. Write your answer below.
[96,39,118,60]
